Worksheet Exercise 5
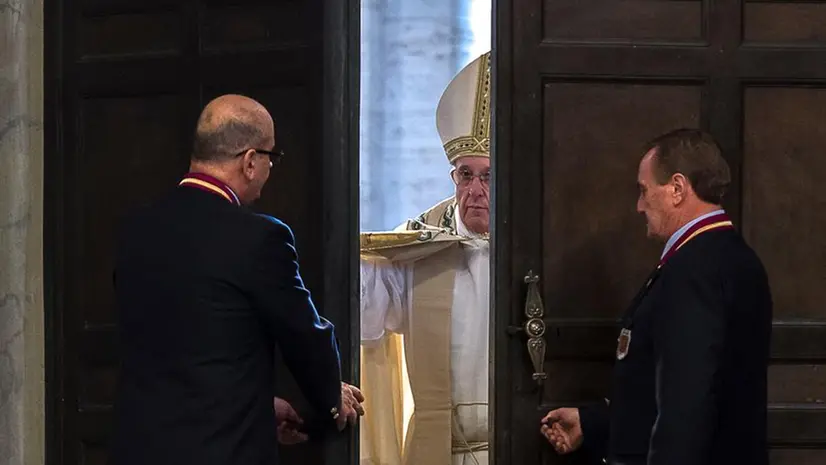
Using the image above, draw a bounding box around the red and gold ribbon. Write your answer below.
[178,172,240,205]
[659,212,734,267]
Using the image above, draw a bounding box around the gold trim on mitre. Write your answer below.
[437,52,491,164]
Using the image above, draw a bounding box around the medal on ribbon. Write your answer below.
[616,328,632,360]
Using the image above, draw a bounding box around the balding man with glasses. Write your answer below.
[110,94,363,465]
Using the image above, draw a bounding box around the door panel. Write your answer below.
[542,82,700,319]
[742,85,826,450]
[769,449,826,465]
[744,3,826,43]
[742,87,826,321]
[494,0,826,463]
[543,0,703,42]
[45,1,359,464]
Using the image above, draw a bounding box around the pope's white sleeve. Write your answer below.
[360,259,412,343]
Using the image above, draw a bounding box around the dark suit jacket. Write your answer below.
[578,228,772,465]
[109,186,342,465]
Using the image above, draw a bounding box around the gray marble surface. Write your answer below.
[0,0,45,464]
[359,0,486,231]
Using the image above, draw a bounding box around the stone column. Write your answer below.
[359,0,475,231]
[0,0,45,464]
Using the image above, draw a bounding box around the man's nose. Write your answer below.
[469,176,487,191]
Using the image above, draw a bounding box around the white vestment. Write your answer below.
[361,207,490,465]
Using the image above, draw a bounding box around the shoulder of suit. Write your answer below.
[255,213,288,229]
[668,229,752,275]
[253,213,295,240]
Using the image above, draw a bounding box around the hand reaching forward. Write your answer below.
[540,407,583,454]
[336,382,366,431]
[273,397,308,445]
[277,421,309,445]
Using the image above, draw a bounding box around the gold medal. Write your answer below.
[616,328,632,360]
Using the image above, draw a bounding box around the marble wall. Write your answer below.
[0,0,45,464]
[359,0,481,231]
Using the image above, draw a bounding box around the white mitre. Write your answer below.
[436,51,492,164]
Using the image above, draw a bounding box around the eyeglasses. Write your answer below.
[451,168,491,186]
[235,148,285,165]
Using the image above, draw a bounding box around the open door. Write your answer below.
[44,1,359,464]
[493,0,826,464]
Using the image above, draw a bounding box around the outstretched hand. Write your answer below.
[540,407,583,455]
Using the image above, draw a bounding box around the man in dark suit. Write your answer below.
[110,94,363,465]
[540,129,772,465]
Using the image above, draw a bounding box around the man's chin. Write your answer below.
[465,207,489,217]
[460,209,489,232]
[645,224,665,241]
[465,220,489,235]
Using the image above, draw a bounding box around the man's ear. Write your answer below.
[671,173,690,205]
[241,149,256,179]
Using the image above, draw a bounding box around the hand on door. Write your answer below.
[540,407,583,454]
[336,382,366,431]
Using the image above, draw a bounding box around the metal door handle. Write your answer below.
[523,270,547,383]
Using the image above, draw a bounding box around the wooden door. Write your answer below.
[492,0,826,464]
[43,1,359,464]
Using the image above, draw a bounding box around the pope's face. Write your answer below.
[452,157,490,235]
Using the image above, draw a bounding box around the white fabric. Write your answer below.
[436,55,482,148]
[360,206,490,465]
[450,208,490,447]
[360,259,411,343]
[453,450,488,465]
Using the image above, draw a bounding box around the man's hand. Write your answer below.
[540,407,583,454]
[273,397,308,445]
[335,382,365,431]
[277,421,309,445]
[274,397,302,424]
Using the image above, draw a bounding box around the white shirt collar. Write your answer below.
[661,209,725,259]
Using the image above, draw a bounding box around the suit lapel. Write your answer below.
[621,266,662,327]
